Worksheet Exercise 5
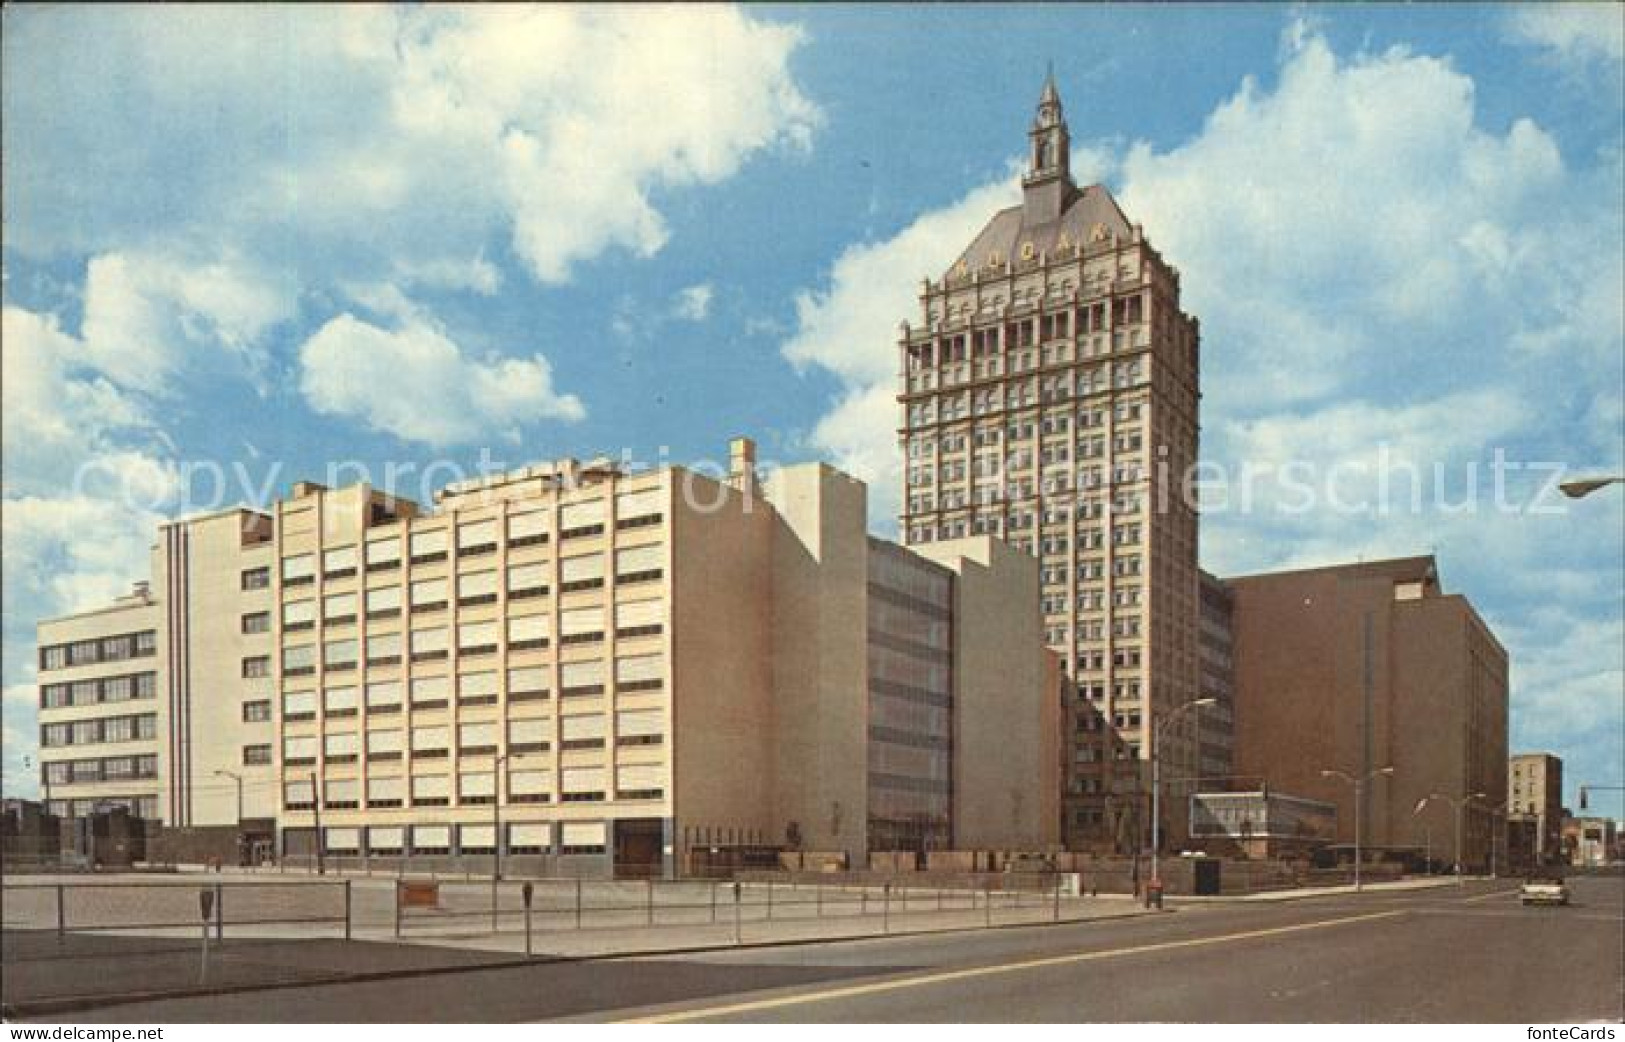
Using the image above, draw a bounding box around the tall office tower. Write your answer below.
[898,74,1202,851]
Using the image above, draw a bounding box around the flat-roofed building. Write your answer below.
[1508,752,1563,867]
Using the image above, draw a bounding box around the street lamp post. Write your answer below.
[491,752,508,932]
[1151,697,1216,891]
[215,769,244,868]
[1320,766,1395,891]
[1414,791,1486,885]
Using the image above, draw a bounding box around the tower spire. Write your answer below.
[1023,68,1074,221]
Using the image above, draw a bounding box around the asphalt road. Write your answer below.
[28,876,1624,1023]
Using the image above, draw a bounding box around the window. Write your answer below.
[410,626,448,661]
[102,716,136,743]
[282,553,315,586]
[615,544,663,583]
[284,779,316,811]
[559,606,604,645]
[616,764,664,800]
[559,499,605,537]
[366,535,402,571]
[282,599,316,631]
[616,488,663,527]
[509,770,551,805]
[560,821,606,852]
[614,599,663,638]
[459,671,499,705]
[323,638,358,670]
[507,717,550,753]
[508,665,549,701]
[560,713,605,750]
[457,519,499,556]
[614,653,663,692]
[323,592,358,624]
[368,825,405,851]
[283,735,317,765]
[507,614,549,651]
[241,611,271,634]
[411,675,450,710]
[559,659,604,697]
[458,620,499,656]
[409,528,448,563]
[323,685,359,716]
[507,562,549,599]
[460,771,496,805]
[323,545,357,578]
[101,676,132,703]
[508,509,550,548]
[283,689,316,721]
[366,631,402,665]
[410,578,448,612]
[243,744,272,766]
[242,566,271,590]
[509,822,550,850]
[324,731,359,763]
[560,767,606,803]
[242,700,272,723]
[560,552,604,592]
[367,728,403,760]
[411,774,450,807]
[366,585,402,618]
[616,708,664,747]
[366,680,403,713]
[458,721,498,756]
[324,822,360,846]
[411,823,450,852]
[411,724,450,757]
[458,570,498,605]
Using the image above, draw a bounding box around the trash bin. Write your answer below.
[1146,877,1164,909]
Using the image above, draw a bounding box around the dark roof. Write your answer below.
[947,183,1135,279]
[1223,554,1439,587]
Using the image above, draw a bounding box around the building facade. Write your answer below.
[1508,752,1564,867]
[35,439,1061,875]
[897,75,1202,850]
[1226,556,1509,871]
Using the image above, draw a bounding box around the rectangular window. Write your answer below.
[242,700,272,723]
[410,626,448,661]
[458,620,499,655]
[508,717,550,752]
[615,544,663,582]
[411,774,450,806]
[365,585,402,617]
[560,606,604,643]
[367,728,403,758]
[409,528,448,562]
[559,499,605,536]
[459,670,499,704]
[323,592,358,623]
[460,772,496,803]
[411,823,450,850]
[324,731,359,761]
[507,613,550,651]
[323,638,358,670]
[510,770,551,804]
[614,598,663,637]
[560,768,606,802]
[616,708,664,745]
[614,653,663,692]
[368,824,405,850]
[322,545,357,577]
[559,659,605,696]
[615,488,663,524]
[243,744,272,765]
[410,577,448,611]
[323,685,358,715]
[283,643,316,675]
[366,535,402,570]
[458,570,498,605]
[457,519,499,555]
[366,680,403,712]
[616,764,664,799]
[560,821,605,851]
[325,824,360,849]
[458,721,497,754]
[102,716,135,743]
[283,735,317,764]
[411,675,450,709]
[282,599,316,630]
[241,611,271,634]
[560,552,604,591]
[508,509,550,547]
[242,566,271,590]
[411,725,450,755]
[284,779,315,810]
[282,553,315,585]
[507,562,549,598]
[102,676,133,702]
[366,630,402,665]
[508,665,549,700]
[560,713,605,749]
[283,690,317,721]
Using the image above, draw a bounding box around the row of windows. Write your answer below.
[39,631,157,671]
[300,821,613,856]
[281,709,666,763]
[904,361,1147,426]
[40,672,157,709]
[45,796,159,821]
[42,753,158,785]
[283,766,664,812]
[41,713,158,748]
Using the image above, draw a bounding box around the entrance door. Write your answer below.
[613,819,665,879]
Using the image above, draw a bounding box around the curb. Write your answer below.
[1168,879,1479,905]
[2,907,1170,1019]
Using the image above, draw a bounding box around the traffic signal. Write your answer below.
[1580,787,1588,810]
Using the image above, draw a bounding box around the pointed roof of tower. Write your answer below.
[1039,64,1060,109]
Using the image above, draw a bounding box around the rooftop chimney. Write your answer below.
[728,436,759,496]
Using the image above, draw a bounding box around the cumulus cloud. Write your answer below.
[672,284,715,322]
[1505,3,1625,66]
[298,312,586,446]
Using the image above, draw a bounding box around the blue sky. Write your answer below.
[3,4,1622,819]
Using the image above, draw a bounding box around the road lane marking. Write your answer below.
[1461,888,1520,903]
[619,909,1406,1023]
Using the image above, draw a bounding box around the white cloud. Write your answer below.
[672,284,715,322]
[1505,3,1625,65]
[298,312,586,446]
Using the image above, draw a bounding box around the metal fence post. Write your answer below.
[56,883,66,937]
[393,879,402,939]
[766,879,773,921]
[985,882,992,927]
[710,881,718,923]
[816,882,823,918]
[1053,875,1061,923]
[883,882,890,934]
[733,882,742,945]
[646,878,655,927]
[574,877,583,930]
[345,879,353,941]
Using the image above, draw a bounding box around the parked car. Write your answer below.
[1520,874,1570,906]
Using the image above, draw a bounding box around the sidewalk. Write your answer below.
[1169,875,1480,903]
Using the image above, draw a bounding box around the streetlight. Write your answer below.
[1151,697,1216,890]
[491,751,508,932]
[1320,765,1395,891]
[1559,476,1623,499]
[1414,791,1486,885]
[215,770,244,868]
